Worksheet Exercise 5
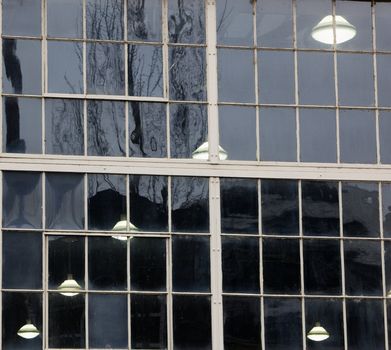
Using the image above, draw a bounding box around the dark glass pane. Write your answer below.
[305,299,344,350]
[88,237,127,290]
[3,171,42,229]
[222,237,260,293]
[169,0,205,44]
[264,298,302,350]
[376,2,391,51]
[218,49,255,103]
[260,107,296,162]
[86,0,123,40]
[302,180,339,236]
[216,0,253,46]
[47,0,83,38]
[342,182,379,237]
[128,45,163,97]
[383,183,391,237]
[48,236,84,290]
[258,51,295,104]
[130,238,166,291]
[298,52,335,105]
[3,232,42,289]
[129,175,168,232]
[2,0,41,37]
[173,236,210,292]
[221,178,258,234]
[344,240,382,296]
[173,295,211,350]
[377,54,391,107]
[2,292,42,350]
[262,179,299,235]
[3,97,42,154]
[128,0,161,42]
[263,238,300,294]
[347,299,385,350]
[384,242,391,296]
[169,47,206,101]
[340,110,376,164]
[304,239,341,295]
[172,177,209,232]
[380,112,391,164]
[87,43,125,95]
[131,294,167,349]
[89,294,128,348]
[223,297,261,350]
[257,0,293,48]
[219,106,257,161]
[129,102,166,158]
[45,99,84,155]
[48,41,83,94]
[49,293,85,348]
[88,174,126,230]
[46,173,84,230]
[338,53,374,107]
[3,39,41,95]
[87,100,126,156]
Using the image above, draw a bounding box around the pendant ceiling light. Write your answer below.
[192,141,228,160]
[17,321,40,339]
[307,322,330,342]
[112,214,139,241]
[58,274,82,297]
[312,15,356,44]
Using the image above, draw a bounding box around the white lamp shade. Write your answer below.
[112,219,139,240]
[192,141,228,160]
[307,322,330,342]
[312,15,356,44]
[17,322,40,339]
[58,275,82,297]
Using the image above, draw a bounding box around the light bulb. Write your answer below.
[192,141,228,160]
[58,274,82,297]
[312,15,356,44]
[17,322,40,339]
[307,322,330,342]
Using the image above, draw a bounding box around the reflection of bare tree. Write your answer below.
[128,0,148,39]
[172,177,208,211]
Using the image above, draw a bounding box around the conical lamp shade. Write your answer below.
[58,274,82,297]
[312,15,356,44]
[17,322,40,339]
[192,141,228,160]
[112,217,139,240]
[307,322,330,342]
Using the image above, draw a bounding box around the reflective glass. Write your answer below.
[384,241,391,294]
[47,0,83,38]
[383,183,391,237]
[377,54,391,107]
[3,171,42,229]
[376,2,391,51]
[128,0,161,42]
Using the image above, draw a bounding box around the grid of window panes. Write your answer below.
[2,0,207,158]
[217,0,391,164]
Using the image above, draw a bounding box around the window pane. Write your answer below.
[383,183,391,238]
[377,54,391,107]
[376,2,391,51]
[47,0,83,38]
[384,241,391,295]
[128,0,161,42]
[380,112,391,164]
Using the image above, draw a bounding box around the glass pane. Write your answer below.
[46,173,84,230]
[3,39,41,95]
[303,239,341,295]
[48,41,83,94]
[45,99,84,155]
[339,110,376,164]
[49,293,85,348]
[342,182,379,237]
[257,0,293,48]
[3,232,42,289]
[173,295,211,350]
[169,47,206,101]
[131,294,167,349]
[170,103,208,159]
[87,43,125,95]
[129,102,166,158]
[3,171,42,229]
[87,100,126,156]
[173,236,210,292]
[302,180,339,236]
[344,240,382,296]
[129,175,168,232]
[128,45,163,97]
[88,174,126,231]
[218,49,255,103]
[380,112,391,164]
[168,0,205,44]
[88,237,127,290]
[86,0,124,40]
[222,237,260,293]
[221,178,258,234]
[216,0,253,46]
[130,238,166,291]
[128,0,161,42]
[172,177,209,232]
[89,294,128,348]
[384,241,391,295]
[219,106,257,161]
[260,107,296,162]
[383,183,391,238]
[3,97,42,154]
[261,179,299,235]
[2,292,42,350]
[223,297,261,350]
[377,54,391,107]
[263,238,300,294]
[2,0,41,37]
[47,0,83,38]
[376,2,391,51]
